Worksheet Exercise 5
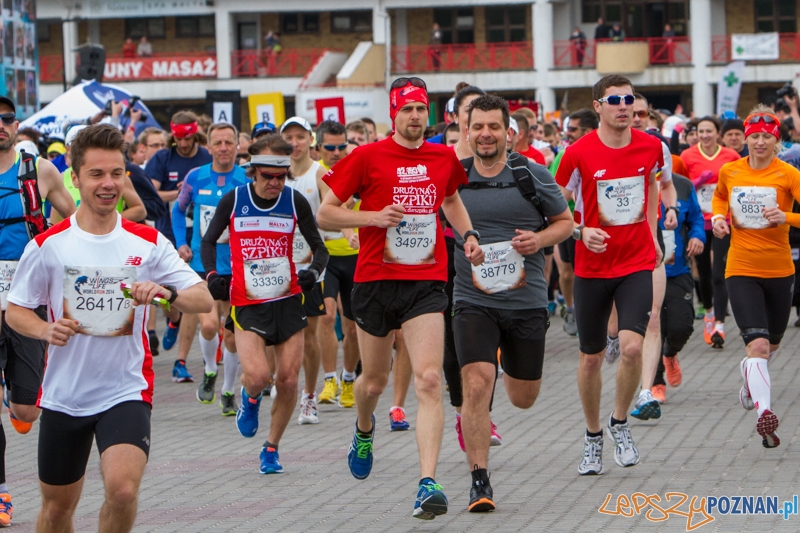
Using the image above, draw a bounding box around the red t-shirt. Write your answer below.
[519,146,546,165]
[555,129,664,279]
[323,137,467,282]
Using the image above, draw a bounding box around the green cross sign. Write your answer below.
[736,45,745,55]
[724,72,739,87]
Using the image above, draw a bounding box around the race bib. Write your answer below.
[471,241,525,294]
[730,187,778,230]
[0,261,17,311]
[63,266,136,336]
[662,230,676,265]
[597,176,646,226]
[696,184,716,215]
[293,228,312,266]
[199,205,229,243]
[383,214,437,265]
[244,257,291,301]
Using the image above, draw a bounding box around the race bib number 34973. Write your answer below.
[384,214,437,265]
[63,266,136,336]
[597,176,646,226]
[730,187,778,230]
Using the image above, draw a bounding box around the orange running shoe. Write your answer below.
[651,384,666,404]
[663,355,682,387]
[0,493,12,527]
[7,409,31,435]
[703,315,714,345]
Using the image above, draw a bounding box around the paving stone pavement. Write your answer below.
[6,312,800,532]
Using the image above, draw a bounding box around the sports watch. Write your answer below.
[572,225,584,241]
[463,230,481,243]
[161,284,178,304]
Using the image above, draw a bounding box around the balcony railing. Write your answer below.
[712,33,800,63]
[231,48,326,78]
[553,37,692,69]
[391,42,533,73]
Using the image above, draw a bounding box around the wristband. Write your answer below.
[205,270,218,281]
[667,206,679,216]
[710,214,725,223]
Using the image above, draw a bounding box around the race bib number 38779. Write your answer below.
[597,176,646,226]
[63,266,136,336]
[471,241,525,294]
[730,187,778,230]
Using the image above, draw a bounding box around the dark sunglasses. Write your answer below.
[321,143,348,152]
[0,113,15,125]
[745,113,778,125]
[255,168,289,181]
[391,77,427,90]
[597,95,635,106]
[567,126,581,132]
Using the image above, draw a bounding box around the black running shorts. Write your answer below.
[302,282,326,317]
[322,255,357,320]
[0,305,46,405]
[727,275,794,346]
[226,295,307,346]
[38,401,151,486]
[351,280,448,338]
[557,238,575,264]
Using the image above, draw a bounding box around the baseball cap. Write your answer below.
[0,96,15,114]
[47,142,66,155]
[508,117,519,134]
[251,122,277,138]
[65,125,88,147]
[14,140,38,156]
[280,116,312,134]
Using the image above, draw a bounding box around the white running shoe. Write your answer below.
[606,413,639,467]
[578,434,603,475]
[605,336,620,364]
[297,393,318,425]
[739,358,754,410]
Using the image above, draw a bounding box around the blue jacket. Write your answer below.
[660,175,705,278]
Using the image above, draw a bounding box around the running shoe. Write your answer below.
[490,421,502,446]
[455,414,465,452]
[757,409,780,449]
[261,377,274,399]
[236,386,261,438]
[711,326,725,350]
[259,447,284,474]
[220,392,237,416]
[607,413,639,467]
[604,336,620,364]
[298,393,319,425]
[0,493,12,527]
[703,315,714,345]
[468,471,495,513]
[630,390,661,420]
[651,384,666,404]
[162,320,179,351]
[3,395,32,435]
[578,434,604,475]
[196,372,217,404]
[695,308,704,320]
[148,330,159,356]
[171,360,193,383]
[663,355,682,387]
[318,376,339,404]
[547,301,556,317]
[413,480,448,520]
[348,414,375,480]
[389,406,410,431]
[563,310,578,336]
[339,379,355,408]
[739,358,755,410]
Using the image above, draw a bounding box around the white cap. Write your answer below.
[280,116,313,134]
[65,125,88,147]
[662,115,684,139]
[508,117,519,134]
[14,140,38,156]
[445,97,456,114]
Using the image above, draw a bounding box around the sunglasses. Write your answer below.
[597,95,635,106]
[0,112,15,125]
[255,168,289,181]
[633,110,650,118]
[567,126,581,132]
[321,143,348,152]
[745,113,778,125]
[391,77,427,90]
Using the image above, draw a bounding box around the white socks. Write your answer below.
[324,372,336,380]
[222,348,239,394]
[341,370,356,382]
[745,358,771,416]
[199,332,219,375]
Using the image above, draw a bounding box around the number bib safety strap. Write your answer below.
[596,176,646,226]
[63,266,136,336]
[662,230,676,265]
[471,241,526,294]
[0,261,18,311]
[730,187,778,230]
[383,213,437,265]
[696,184,716,215]
[244,257,291,301]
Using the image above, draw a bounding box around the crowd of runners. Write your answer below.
[0,72,799,530]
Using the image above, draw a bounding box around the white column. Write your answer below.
[62,20,78,87]
[88,19,100,44]
[690,0,713,115]
[215,9,232,79]
[533,0,556,113]
[373,5,388,45]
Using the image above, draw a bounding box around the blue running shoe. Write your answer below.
[389,407,410,431]
[171,360,193,383]
[237,386,261,438]
[259,447,284,474]
[547,301,556,317]
[348,414,375,480]
[162,319,180,351]
[630,390,661,421]
[413,480,449,520]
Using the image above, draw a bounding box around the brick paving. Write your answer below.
[6,312,800,532]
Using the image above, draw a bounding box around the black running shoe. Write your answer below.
[468,468,495,512]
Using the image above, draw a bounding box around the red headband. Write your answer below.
[390,83,429,122]
[744,114,780,139]
[170,121,198,139]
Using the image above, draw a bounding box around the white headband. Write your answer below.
[250,154,291,168]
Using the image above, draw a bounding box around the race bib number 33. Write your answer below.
[63,266,136,336]
[730,187,778,230]
[471,241,525,294]
[384,214,437,265]
[597,176,646,226]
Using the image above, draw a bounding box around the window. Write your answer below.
[581,0,688,37]
[433,7,474,44]
[125,18,165,39]
[36,21,50,42]
[281,12,320,34]
[331,11,372,33]
[176,16,215,38]
[755,0,797,33]
[486,5,527,43]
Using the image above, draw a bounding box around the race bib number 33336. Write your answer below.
[63,266,136,336]
[597,176,646,226]
[244,257,291,301]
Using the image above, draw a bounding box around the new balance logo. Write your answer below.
[125,256,143,266]
[594,170,606,178]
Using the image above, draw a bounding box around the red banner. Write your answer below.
[102,55,217,82]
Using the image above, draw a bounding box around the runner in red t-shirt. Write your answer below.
[317,77,484,520]
[554,74,663,476]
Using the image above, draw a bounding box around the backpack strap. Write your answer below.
[17,151,48,239]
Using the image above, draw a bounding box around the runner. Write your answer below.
[722,119,748,157]
[201,134,329,473]
[138,127,167,169]
[554,74,664,475]
[712,107,800,449]
[454,94,571,511]
[280,116,328,424]
[317,76,484,519]
[5,124,212,533]
[172,123,249,414]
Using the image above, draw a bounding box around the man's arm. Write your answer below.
[6,303,78,346]
[440,192,484,265]
[647,170,663,264]
[660,177,678,230]
[37,158,76,220]
[317,189,397,230]
[120,173,146,222]
[129,280,212,315]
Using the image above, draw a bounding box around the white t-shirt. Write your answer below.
[7,213,202,416]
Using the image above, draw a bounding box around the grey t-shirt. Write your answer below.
[453,157,568,310]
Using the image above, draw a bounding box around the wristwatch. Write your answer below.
[572,225,584,241]
[161,284,178,304]
[667,206,679,216]
[463,230,481,243]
